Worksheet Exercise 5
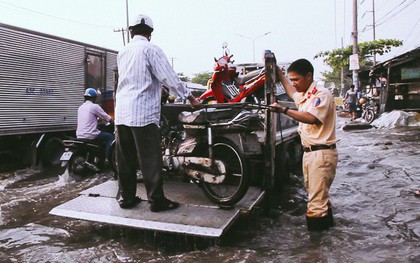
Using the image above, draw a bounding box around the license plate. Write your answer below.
[60,151,73,161]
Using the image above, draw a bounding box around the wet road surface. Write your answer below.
[0,117,419,262]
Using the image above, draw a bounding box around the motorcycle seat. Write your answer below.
[73,138,104,147]
[235,69,263,85]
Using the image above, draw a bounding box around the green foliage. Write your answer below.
[191,72,213,86]
[315,39,402,93]
[315,39,402,71]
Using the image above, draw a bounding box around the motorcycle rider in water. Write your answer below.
[76,88,114,164]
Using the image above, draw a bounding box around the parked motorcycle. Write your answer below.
[360,96,378,124]
[199,43,273,104]
[160,103,264,207]
[60,124,117,176]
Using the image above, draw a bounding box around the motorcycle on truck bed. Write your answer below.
[49,50,302,237]
[161,102,264,207]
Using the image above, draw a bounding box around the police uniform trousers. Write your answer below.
[115,124,165,203]
[303,148,338,231]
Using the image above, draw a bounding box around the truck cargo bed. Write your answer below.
[50,180,264,238]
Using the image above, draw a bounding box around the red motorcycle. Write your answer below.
[199,43,266,104]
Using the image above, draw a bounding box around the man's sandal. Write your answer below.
[150,198,180,212]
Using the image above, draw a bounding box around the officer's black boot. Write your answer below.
[306,216,330,232]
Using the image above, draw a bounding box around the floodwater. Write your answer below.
[1,116,419,263]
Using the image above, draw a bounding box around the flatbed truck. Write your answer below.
[50,52,303,238]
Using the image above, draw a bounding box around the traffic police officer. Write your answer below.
[270,58,338,231]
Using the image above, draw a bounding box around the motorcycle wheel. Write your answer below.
[364,108,375,124]
[202,140,249,207]
[68,152,88,176]
[110,146,118,176]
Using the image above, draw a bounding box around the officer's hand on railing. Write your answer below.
[269,102,286,113]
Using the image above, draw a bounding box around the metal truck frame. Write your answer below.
[0,23,117,167]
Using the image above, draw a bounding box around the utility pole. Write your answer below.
[372,0,376,65]
[351,0,359,90]
[113,28,126,46]
[341,37,345,96]
[125,0,130,44]
[362,0,377,65]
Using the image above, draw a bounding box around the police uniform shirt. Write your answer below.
[292,82,336,147]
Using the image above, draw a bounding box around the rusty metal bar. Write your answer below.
[263,51,278,209]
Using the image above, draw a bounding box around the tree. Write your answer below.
[191,72,213,86]
[315,39,402,94]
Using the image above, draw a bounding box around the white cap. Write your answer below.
[129,14,154,29]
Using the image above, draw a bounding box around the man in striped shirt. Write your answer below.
[115,14,200,211]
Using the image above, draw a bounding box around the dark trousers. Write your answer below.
[115,124,164,202]
[94,131,114,160]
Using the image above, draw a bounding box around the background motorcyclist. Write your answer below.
[76,88,114,164]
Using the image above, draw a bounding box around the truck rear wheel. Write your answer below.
[42,137,64,167]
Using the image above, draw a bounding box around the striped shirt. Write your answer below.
[115,35,191,127]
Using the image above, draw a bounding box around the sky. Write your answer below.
[0,0,419,80]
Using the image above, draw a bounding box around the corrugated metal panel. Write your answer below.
[0,25,117,136]
[106,52,118,91]
[0,25,84,135]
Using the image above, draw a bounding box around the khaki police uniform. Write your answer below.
[293,82,338,223]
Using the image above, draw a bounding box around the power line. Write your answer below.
[362,0,416,32]
[0,0,114,29]
[377,0,393,12]
[375,0,415,26]
[404,15,420,44]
